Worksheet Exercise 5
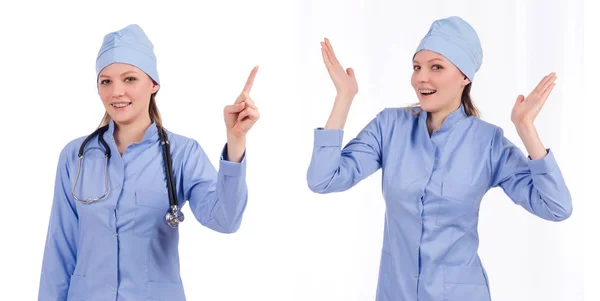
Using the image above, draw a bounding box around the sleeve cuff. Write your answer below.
[527,148,558,175]
[314,128,344,147]
[219,144,246,177]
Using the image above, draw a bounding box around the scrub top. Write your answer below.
[39,120,248,301]
[307,104,572,301]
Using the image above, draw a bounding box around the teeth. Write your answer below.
[112,103,130,108]
[420,89,436,94]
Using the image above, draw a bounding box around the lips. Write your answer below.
[419,89,437,95]
[111,102,132,108]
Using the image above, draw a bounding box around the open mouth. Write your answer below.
[419,89,437,96]
[111,102,132,108]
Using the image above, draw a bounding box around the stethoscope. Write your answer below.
[71,124,185,228]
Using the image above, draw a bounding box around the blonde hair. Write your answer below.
[98,92,163,128]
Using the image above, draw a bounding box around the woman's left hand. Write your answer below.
[224,66,261,139]
[511,72,556,126]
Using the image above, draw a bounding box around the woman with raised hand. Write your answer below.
[307,16,572,301]
[38,24,260,300]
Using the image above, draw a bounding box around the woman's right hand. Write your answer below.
[321,38,358,99]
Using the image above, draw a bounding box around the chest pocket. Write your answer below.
[134,188,175,238]
[435,177,487,227]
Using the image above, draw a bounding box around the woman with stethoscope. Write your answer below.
[38,24,260,300]
[306,16,573,300]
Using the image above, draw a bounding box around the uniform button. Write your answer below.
[414,273,419,278]
[417,220,422,224]
[111,286,117,292]
[116,184,121,189]
[112,233,118,238]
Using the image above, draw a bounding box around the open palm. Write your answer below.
[511,72,556,125]
[321,38,358,97]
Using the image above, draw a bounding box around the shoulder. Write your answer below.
[59,135,91,164]
[164,129,195,145]
[466,118,511,150]
[375,106,420,126]
[162,129,207,155]
[466,116,501,135]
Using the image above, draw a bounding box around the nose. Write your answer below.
[416,69,429,83]
[111,82,125,98]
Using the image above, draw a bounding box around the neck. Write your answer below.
[113,117,152,154]
[426,101,461,135]
[426,112,446,133]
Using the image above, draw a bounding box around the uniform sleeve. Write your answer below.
[306,109,387,193]
[489,127,573,221]
[38,147,79,300]
[183,140,248,234]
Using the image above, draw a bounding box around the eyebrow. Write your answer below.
[413,58,444,63]
[98,71,140,78]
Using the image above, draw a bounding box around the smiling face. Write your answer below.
[97,63,159,126]
[411,50,471,114]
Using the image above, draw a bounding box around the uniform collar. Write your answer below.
[107,119,159,143]
[419,103,469,133]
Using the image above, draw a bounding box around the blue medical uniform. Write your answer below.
[307,104,572,301]
[39,120,248,300]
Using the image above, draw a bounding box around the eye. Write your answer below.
[124,77,137,83]
[432,64,443,70]
[99,79,110,85]
[413,65,421,70]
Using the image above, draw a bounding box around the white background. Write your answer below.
[0,0,596,300]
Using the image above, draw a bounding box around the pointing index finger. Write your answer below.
[243,66,259,94]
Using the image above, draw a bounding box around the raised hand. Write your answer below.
[224,66,260,139]
[321,38,358,98]
[511,72,556,126]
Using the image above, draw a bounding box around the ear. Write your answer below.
[463,75,471,86]
[152,82,160,94]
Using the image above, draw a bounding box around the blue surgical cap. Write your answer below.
[96,24,160,85]
[414,16,483,81]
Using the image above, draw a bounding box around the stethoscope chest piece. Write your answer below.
[166,205,185,228]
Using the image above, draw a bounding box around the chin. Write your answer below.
[109,114,135,125]
[417,100,441,113]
